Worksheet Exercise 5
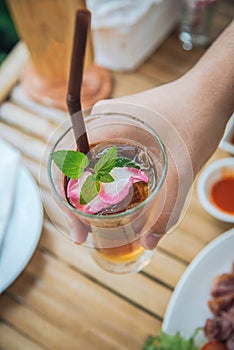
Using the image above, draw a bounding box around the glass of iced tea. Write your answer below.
[48,112,167,274]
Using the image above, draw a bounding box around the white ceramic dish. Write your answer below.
[197,157,234,223]
[220,114,234,155]
[0,165,43,293]
[163,228,234,343]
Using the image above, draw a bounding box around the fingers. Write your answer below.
[91,97,194,252]
[141,153,193,250]
[68,215,89,244]
[141,233,164,250]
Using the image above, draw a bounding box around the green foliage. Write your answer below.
[94,146,117,174]
[114,157,140,169]
[0,0,19,64]
[51,150,89,179]
[79,174,100,205]
[143,330,199,350]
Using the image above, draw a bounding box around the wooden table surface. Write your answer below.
[0,3,233,349]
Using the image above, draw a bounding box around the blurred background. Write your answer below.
[1,0,233,68]
[0,0,18,65]
[0,0,233,108]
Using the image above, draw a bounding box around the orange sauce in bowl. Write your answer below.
[210,175,234,215]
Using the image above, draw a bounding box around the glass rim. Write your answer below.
[48,112,168,219]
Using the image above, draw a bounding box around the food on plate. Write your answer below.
[143,330,229,350]
[200,341,227,350]
[143,329,199,350]
[204,261,234,350]
[143,263,234,350]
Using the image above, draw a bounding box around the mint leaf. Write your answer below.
[51,150,89,179]
[98,173,114,183]
[115,157,140,169]
[80,175,100,205]
[94,146,117,174]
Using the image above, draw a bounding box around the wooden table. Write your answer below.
[0,3,233,349]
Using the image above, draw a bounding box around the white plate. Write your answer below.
[163,228,234,342]
[0,165,43,293]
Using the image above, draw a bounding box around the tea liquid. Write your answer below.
[66,140,157,262]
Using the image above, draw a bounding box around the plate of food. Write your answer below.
[161,228,234,350]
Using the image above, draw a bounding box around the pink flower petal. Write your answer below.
[99,167,148,204]
[67,167,148,214]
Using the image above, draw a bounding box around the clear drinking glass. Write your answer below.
[48,113,167,274]
[179,0,218,50]
[6,0,112,109]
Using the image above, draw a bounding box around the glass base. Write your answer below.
[179,31,210,50]
[20,63,112,110]
[91,248,155,275]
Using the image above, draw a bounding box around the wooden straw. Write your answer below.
[66,9,91,154]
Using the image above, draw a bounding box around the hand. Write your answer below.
[91,85,195,249]
[71,20,233,249]
[92,18,234,248]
